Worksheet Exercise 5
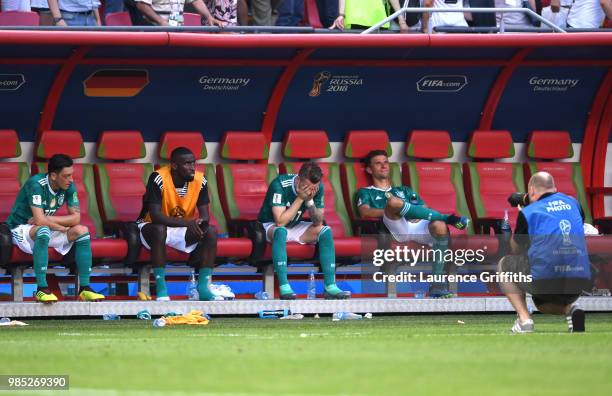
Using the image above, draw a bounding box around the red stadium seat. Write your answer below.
[279,130,361,258]
[104,11,132,26]
[183,13,202,26]
[402,130,473,235]
[463,130,525,233]
[93,131,152,226]
[340,130,401,226]
[524,130,593,224]
[0,130,28,224]
[0,11,39,26]
[217,131,276,222]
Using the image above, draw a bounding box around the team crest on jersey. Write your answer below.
[50,197,56,208]
[58,195,64,206]
[170,206,186,218]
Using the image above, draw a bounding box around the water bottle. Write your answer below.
[499,209,512,256]
[332,312,363,321]
[102,314,120,320]
[187,269,199,301]
[168,0,184,26]
[254,291,269,300]
[501,210,512,235]
[307,269,316,300]
[0,317,10,324]
[153,318,166,328]
[258,309,291,319]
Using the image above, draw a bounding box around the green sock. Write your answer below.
[33,227,51,288]
[432,236,449,276]
[153,267,168,297]
[197,267,215,301]
[74,233,92,287]
[272,227,293,294]
[400,202,448,222]
[318,226,340,294]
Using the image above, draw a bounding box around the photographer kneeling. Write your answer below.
[499,172,592,333]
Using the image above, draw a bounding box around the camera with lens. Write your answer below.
[507,192,529,208]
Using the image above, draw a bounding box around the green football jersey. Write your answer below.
[257,174,324,228]
[6,173,79,229]
[356,185,423,211]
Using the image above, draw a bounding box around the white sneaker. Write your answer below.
[511,318,534,333]
[156,296,171,301]
[210,284,235,300]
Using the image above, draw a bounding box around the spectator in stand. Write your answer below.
[387,0,427,33]
[128,0,220,26]
[541,0,573,28]
[495,0,538,30]
[47,0,101,25]
[329,0,389,30]
[205,0,239,26]
[30,0,53,26]
[565,0,606,27]
[1,0,30,11]
[316,0,337,27]
[251,0,282,25]
[423,0,468,32]
[276,0,303,25]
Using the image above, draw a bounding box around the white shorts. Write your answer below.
[382,215,433,245]
[262,221,313,244]
[138,222,198,253]
[10,224,73,256]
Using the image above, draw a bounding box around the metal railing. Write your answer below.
[362,5,566,34]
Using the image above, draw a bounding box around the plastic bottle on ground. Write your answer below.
[153,318,166,328]
[332,312,362,321]
[254,291,269,300]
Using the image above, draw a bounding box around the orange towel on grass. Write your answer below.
[162,310,209,326]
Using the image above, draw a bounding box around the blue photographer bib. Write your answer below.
[521,192,591,280]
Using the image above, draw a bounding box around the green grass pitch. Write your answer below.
[2,314,612,396]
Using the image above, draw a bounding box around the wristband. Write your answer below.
[305,199,315,208]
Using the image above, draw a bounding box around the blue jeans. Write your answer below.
[61,10,97,26]
[315,0,337,27]
[275,0,304,26]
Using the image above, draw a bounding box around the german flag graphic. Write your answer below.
[84,69,149,97]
